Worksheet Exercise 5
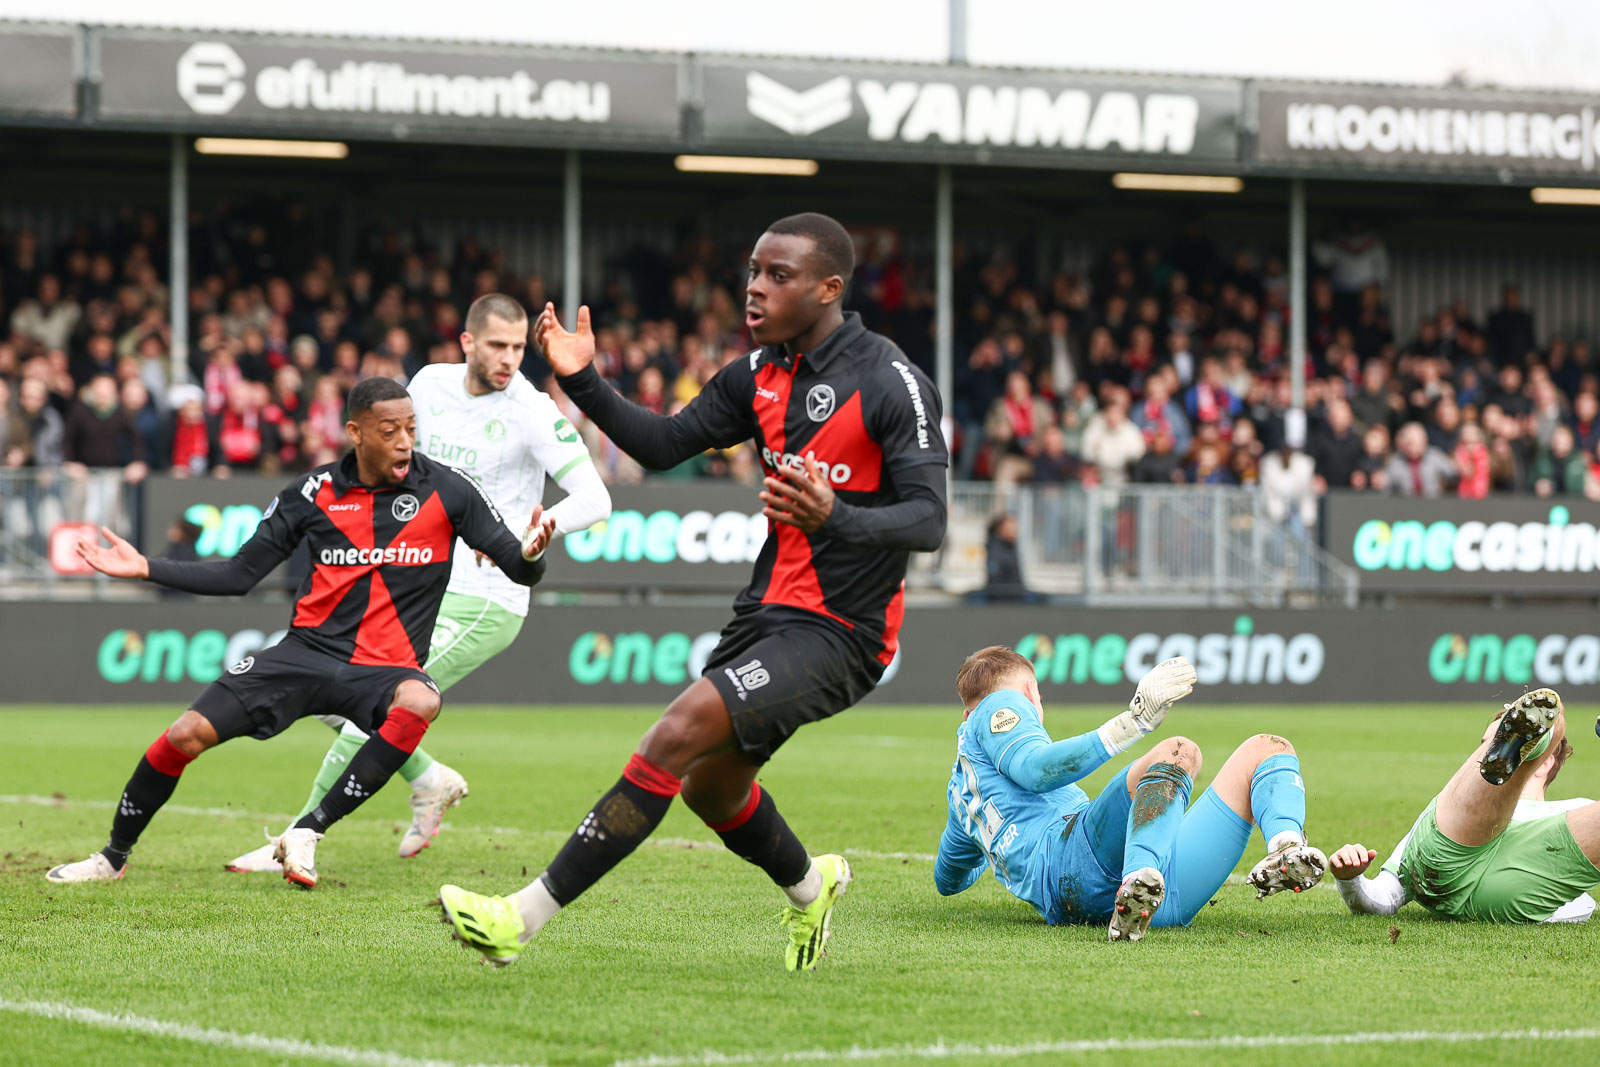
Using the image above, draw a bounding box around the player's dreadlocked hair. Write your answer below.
[345,376,409,419]
[766,212,855,288]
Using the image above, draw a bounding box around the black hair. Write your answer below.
[765,212,855,288]
[346,376,409,419]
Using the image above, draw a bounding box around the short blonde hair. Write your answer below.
[955,645,1036,708]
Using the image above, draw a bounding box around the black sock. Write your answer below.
[103,756,184,869]
[294,734,410,833]
[708,784,810,888]
[542,754,680,905]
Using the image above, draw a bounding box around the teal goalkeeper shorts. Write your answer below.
[424,591,524,692]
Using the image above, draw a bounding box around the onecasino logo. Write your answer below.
[98,627,286,684]
[1016,616,1324,687]
[569,630,900,687]
[563,509,766,565]
[1352,505,1600,575]
[1429,632,1600,686]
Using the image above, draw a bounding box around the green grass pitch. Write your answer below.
[3,703,1600,1067]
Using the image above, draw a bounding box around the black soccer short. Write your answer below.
[702,608,885,763]
[190,635,436,743]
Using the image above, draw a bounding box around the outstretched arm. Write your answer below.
[1330,843,1409,916]
[541,303,752,469]
[88,487,301,595]
[934,809,988,896]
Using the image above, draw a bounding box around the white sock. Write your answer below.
[409,762,443,792]
[1267,829,1306,853]
[512,876,562,944]
[782,859,822,908]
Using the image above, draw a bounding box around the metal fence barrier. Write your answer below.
[0,469,140,596]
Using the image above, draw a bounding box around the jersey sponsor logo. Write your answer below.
[805,383,836,422]
[989,706,1021,733]
[426,435,478,468]
[890,360,932,450]
[759,446,854,485]
[484,419,506,441]
[227,656,255,675]
[300,471,333,503]
[328,503,363,512]
[392,493,421,521]
[318,544,436,566]
[756,386,782,404]
[553,417,579,443]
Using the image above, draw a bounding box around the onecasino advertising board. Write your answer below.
[141,475,764,592]
[1324,492,1600,595]
[11,603,1600,706]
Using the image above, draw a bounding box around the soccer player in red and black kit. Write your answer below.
[46,377,554,889]
[439,212,948,971]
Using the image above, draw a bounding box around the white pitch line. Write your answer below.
[607,1027,1600,1067]
[0,997,534,1067]
[0,794,938,863]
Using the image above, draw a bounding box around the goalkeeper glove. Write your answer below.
[1097,656,1197,755]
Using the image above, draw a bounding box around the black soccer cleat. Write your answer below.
[1479,688,1562,786]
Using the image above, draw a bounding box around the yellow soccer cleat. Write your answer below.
[779,854,852,972]
[439,883,526,968]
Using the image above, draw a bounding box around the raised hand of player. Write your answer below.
[1329,843,1379,880]
[1129,656,1197,733]
[533,302,595,378]
[520,503,558,561]
[761,454,835,533]
[77,525,149,579]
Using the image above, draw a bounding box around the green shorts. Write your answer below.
[1398,800,1600,923]
[424,592,524,692]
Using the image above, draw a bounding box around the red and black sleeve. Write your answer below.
[145,483,304,595]
[557,357,755,470]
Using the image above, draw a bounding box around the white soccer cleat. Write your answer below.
[400,763,470,858]
[225,840,283,875]
[1247,843,1329,900]
[45,853,125,884]
[1107,867,1165,942]
[273,828,323,888]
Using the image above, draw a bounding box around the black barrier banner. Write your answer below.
[699,59,1240,165]
[1255,85,1600,179]
[11,600,1600,706]
[1324,492,1600,594]
[0,24,77,118]
[93,30,682,144]
[140,474,762,592]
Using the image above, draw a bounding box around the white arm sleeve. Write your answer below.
[545,456,612,538]
[1336,869,1408,916]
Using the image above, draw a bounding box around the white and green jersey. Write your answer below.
[410,363,592,617]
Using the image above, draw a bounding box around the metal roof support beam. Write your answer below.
[564,148,582,327]
[169,133,188,387]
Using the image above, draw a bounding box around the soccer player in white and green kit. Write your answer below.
[226,293,611,871]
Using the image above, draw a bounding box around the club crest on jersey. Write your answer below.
[484,419,506,441]
[228,656,255,675]
[392,493,420,521]
[806,383,836,422]
[989,707,1021,733]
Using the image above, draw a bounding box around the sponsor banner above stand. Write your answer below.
[139,474,764,592]
[0,23,78,119]
[91,29,683,144]
[10,600,1600,705]
[1256,84,1600,180]
[697,59,1241,166]
[1325,492,1600,595]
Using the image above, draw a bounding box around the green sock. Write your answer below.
[1524,729,1554,762]
[398,747,435,784]
[296,732,367,820]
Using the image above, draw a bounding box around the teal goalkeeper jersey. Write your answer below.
[935,689,1114,920]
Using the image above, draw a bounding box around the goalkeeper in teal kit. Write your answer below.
[935,646,1329,941]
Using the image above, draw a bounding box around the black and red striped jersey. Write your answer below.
[146,450,543,668]
[570,312,948,664]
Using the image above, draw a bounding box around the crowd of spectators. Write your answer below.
[4,205,1600,525]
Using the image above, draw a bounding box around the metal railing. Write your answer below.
[0,469,140,596]
[945,482,1359,608]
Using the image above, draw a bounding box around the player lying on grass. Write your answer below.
[935,646,1328,942]
[437,212,947,971]
[47,376,554,888]
[225,294,610,872]
[1330,687,1599,923]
